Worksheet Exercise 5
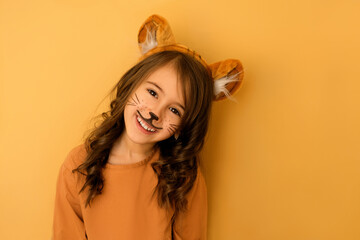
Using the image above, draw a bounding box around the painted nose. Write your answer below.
[149,112,159,121]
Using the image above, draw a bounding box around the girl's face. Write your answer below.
[123,63,185,147]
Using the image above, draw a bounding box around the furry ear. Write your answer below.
[137,14,245,101]
[138,14,176,55]
[209,59,244,102]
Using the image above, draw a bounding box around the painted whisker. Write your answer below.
[130,96,138,106]
[168,127,176,135]
[135,93,141,104]
[126,101,136,106]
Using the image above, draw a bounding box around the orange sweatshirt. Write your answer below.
[52,144,208,240]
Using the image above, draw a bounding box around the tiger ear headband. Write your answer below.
[138,14,244,102]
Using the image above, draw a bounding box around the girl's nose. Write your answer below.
[149,103,164,121]
[149,112,159,121]
[148,110,163,129]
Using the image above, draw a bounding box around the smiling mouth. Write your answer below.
[136,115,156,132]
[137,110,163,130]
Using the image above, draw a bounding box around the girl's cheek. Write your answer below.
[162,118,170,128]
[137,98,150,111]
[163,117,179,130]
[137,104,147,112]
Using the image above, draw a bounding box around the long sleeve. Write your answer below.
[172,168,208,240]
[52,151,87,240]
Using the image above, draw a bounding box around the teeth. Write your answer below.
[137,116,155,132]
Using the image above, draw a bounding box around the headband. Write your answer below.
[137,14,244,102]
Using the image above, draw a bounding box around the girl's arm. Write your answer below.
[172,168,208,240]
[52,149,87,240]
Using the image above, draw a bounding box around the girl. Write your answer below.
[52,15,243,240]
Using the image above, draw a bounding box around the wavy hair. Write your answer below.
[72,50,213,229]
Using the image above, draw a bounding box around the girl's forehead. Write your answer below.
[141,64,183,88]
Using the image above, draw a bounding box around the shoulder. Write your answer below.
[196,165,206,188]
[196,166,207,192]
[185,166,207,203]
[62,143,88,172]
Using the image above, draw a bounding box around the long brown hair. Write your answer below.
[73,50,213,227]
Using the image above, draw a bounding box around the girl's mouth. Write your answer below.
[135,114,157,134]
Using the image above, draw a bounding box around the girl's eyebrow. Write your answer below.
[146,81,164,93]
[146,80,185,111]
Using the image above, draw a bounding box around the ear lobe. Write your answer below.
[209,59,244,101]
[138,14,176,55]
[174,132,179,140]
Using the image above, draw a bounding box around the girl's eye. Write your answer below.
[170,107,181,117]
[147,89,158,98]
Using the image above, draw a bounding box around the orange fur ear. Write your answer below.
[138,15,176,55]
[209,59,244,101]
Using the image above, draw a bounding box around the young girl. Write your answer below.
[52,15,243,240]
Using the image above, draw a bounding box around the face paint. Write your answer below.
[123,63,185,147]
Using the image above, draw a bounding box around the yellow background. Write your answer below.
[1,0,359,239]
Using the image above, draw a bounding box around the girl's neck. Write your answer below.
[109,132,156,164]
